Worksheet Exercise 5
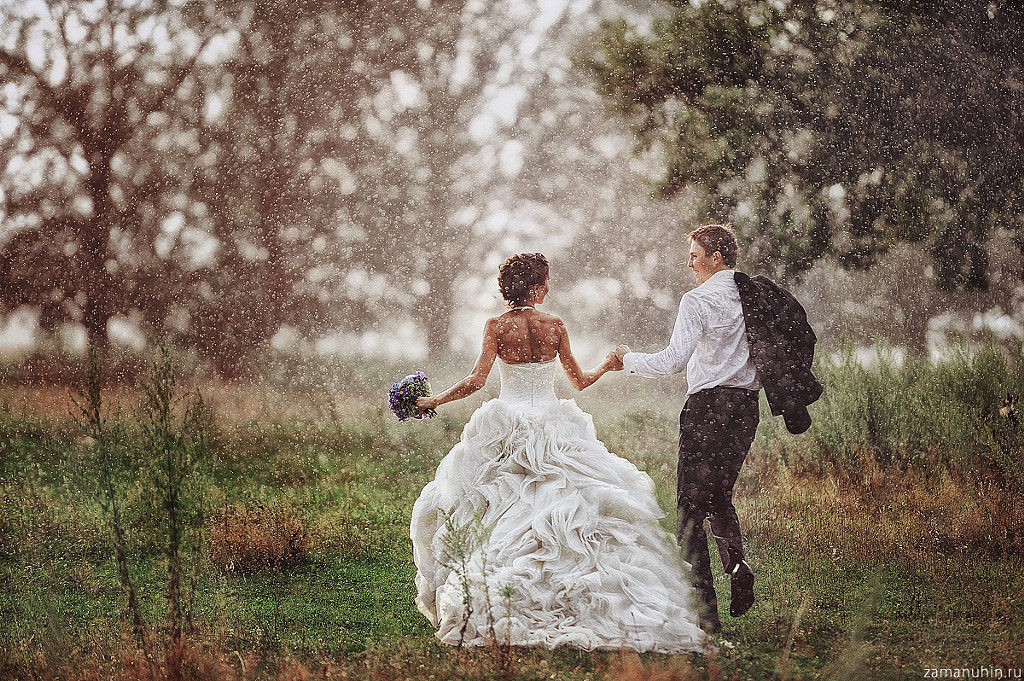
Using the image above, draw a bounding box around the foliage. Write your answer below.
[583,0,1024,288]
[0,0,481,372]
[789,235,1024,354]
[2,350,1023,678]
[208,501,309,574]
[757,340,1024,488]
[187,0,481,369]
[0,0,243,349]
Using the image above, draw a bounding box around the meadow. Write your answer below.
[0,342,1022,681]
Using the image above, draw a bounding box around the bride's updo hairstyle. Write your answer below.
[498,253,549,308]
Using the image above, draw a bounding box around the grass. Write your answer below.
[0,344,1023,679]
[768,341,1024,486]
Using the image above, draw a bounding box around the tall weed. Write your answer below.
[71,344,212,681]
[141,344,211,675]
[73,347,159,677]
[765,341,1024,486]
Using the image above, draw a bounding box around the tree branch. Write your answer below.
[139,25,218,120]
[44,0,74,88]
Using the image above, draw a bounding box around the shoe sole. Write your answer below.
[730,569,755,617]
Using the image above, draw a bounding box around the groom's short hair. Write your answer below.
[688,224,738,268]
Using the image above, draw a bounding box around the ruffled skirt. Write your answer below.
[410,398,709,654]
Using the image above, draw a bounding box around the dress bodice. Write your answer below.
[498,358,559,408]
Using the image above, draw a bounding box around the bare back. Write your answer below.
[492,309,563,364]
[424,305,610,409]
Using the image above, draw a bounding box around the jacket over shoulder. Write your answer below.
[733,271,823,434]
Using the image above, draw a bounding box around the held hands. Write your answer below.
[605,344,630,371]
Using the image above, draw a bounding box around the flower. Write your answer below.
[388,371,436,421]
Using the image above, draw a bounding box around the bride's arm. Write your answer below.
[557,321,619,391]
[417,318,499,412]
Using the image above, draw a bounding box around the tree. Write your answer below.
[0,0,238,353]
[180,0,367,375]
[335,0,478,356]
[0,0,479,371]
[169,0,481,366]
[409,0,707,351]
[583,0,1024,292]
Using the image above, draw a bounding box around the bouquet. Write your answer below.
[388,371,436,421]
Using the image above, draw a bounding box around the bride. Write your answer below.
[410,253,710,654]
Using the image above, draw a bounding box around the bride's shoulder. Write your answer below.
[538,313,567,339]
[489,311,517,324]
[485,312,520,330]
[529,310,564,328]
[489,309,563,328]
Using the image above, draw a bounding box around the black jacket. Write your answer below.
[734,272,823,434]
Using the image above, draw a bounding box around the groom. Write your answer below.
[612,223,820,634]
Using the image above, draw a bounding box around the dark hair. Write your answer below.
[688,223,739,268]
[498,253,549,307]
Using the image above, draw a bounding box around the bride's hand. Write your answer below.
[417,396,437,414]
[604,349,624,371]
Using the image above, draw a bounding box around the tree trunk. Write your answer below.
[82,158,115,350]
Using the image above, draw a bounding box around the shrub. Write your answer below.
[208,501,309,574]
[763,340,1024,486]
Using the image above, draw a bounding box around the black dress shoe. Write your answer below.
[730,560,755,617]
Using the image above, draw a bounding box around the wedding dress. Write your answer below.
[410,359,710,653]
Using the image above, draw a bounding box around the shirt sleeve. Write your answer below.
[623,292,703,378]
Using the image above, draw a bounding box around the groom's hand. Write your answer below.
[605,345,627,371]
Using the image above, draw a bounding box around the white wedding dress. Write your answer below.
[410,359,710,653]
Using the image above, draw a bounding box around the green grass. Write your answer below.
[1,344,1023,680]
[766,341,1024,485]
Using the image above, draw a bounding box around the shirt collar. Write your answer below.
[700,268,735,287]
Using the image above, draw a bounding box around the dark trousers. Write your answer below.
[676,387,760,611]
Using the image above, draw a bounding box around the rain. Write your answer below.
[1,0,1022,678]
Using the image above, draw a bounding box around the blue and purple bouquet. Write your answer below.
[388,371,436,421]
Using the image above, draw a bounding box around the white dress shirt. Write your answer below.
[623,269,761,395]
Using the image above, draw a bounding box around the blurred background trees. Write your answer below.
[0,0,481,375]
[1,0,1022,376]
[184,0,479,375]
[585,0,1024,351]
[0,0,241,363]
